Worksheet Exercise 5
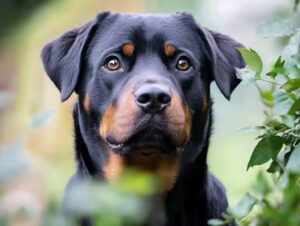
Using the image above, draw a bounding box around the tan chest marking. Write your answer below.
[103,149,180,192]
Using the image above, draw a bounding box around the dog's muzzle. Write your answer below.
[99,80,191,155]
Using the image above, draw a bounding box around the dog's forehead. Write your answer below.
[114,13,187,33]
[89,13,202,60]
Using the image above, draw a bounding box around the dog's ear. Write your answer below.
[193,26,245,100]
[41,12,109,102]
[199,28,245,100]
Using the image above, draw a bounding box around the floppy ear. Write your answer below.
[198,27,245,100]
[41,12,109,102]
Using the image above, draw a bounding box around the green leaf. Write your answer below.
[115,170,159,195]
[280,115,294,128]
[295,0,300,11]
[259,91,274,107]
[253,171,272,194]
[238,48,263,75]
[274,56,285,68]
[267,160,281,173]
[236,126,252,132]
[207,219,226,226]
[256,19,295,38]
[264,118,288,131]
[286,145,300,174]
[288,98,300,115]
[267,57,286,78]
[287,64,300,79]
[273,91,295,116]
[64,180,149,223]
[282,79,300,92]
[247,136,284,170]
[228,193,257,219]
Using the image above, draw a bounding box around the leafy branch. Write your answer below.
[209,3,300,226]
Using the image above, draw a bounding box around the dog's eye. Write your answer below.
[104,56,122,71]
[176,57,191,71]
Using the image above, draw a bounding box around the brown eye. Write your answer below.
[104,56,122,71]
[176,57,191,71]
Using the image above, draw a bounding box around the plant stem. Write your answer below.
[257,78,282,86]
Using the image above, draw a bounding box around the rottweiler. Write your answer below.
[41,12,245,226]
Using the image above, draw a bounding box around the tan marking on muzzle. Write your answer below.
[164,44,176,57]
[122,43,135,57]
[99,88,140,143]
[183,103,192,142]
[166,92,191,146]
[84,94,91,112]
[99,105,117,140]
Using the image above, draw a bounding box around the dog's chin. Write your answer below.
[106,129,183,155]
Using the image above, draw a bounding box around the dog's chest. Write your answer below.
[103,149,180,191]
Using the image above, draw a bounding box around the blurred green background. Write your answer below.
[0,0,293,225]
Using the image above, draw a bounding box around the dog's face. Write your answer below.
[90,14,206,154]
[41,12,244,189]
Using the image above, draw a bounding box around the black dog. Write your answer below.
[41,12,245,226]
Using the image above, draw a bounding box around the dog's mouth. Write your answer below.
[106,128,183,155]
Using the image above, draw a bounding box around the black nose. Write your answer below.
[135,84,171,113]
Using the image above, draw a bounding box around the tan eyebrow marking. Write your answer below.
[164,44,176,57]
[122,43,135,57]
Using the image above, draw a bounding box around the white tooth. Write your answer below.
[108,142,123,149]
[176,147,184,153]
[115,143,123,148]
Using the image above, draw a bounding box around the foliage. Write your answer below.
[41,171,158,226]
[0,108,159,226]
[209,2,300,226]
[62,172,158,226]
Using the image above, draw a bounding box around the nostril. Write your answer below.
[137,93,151,104]
[135,84,171,113]
[158,93,171,104]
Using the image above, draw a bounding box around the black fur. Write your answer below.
[41,12,244,226]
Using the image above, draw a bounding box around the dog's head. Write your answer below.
[41,12,244,188]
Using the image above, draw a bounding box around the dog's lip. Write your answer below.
[107,140,184,154]
[105,128,181,154]
[139,149,159,156]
